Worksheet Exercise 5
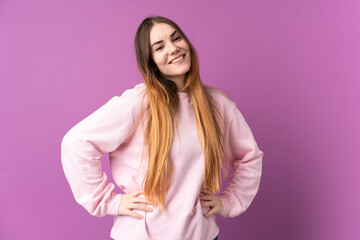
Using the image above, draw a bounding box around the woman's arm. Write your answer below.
[218,102,264,218]
[61,93,137,217]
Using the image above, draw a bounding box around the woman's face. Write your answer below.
[149,23,191,83]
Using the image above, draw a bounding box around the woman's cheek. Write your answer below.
[154,54,165,67]
[161,53,167,66]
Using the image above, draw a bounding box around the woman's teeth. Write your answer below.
[171,55,184,63]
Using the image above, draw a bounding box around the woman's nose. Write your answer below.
[168,43,179,55]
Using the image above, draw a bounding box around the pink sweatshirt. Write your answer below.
[61,83,263,240]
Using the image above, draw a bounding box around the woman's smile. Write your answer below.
[169,54,185,64]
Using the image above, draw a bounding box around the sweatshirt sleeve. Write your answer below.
[219,102,263,218]
[61,91,138,217]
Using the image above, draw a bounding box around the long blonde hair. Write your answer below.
[134,16,228,210]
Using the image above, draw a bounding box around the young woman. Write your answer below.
[61,16,263,240]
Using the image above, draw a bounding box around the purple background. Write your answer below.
[1,0,359,239]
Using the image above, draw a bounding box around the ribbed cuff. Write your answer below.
[106,193,122,216]
[218,195,231,218]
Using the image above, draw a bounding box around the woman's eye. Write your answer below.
[174,36,182,41]
[155,46,163,51]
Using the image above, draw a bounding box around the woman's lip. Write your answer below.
[169,54,185,64]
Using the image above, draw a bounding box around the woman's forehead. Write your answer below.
[149,23,176,43]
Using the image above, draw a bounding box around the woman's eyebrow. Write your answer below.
[151,30,177,48]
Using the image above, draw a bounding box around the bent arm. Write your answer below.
[219,102,263,218]
[61,95,135,217]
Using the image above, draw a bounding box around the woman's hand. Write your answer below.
[199,188,224,218]
[117,189,153,219]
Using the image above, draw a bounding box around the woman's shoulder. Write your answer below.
[205,85,235,106]
[104,83,147,113]
[116,82,147,100]
[204,85,239,122]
